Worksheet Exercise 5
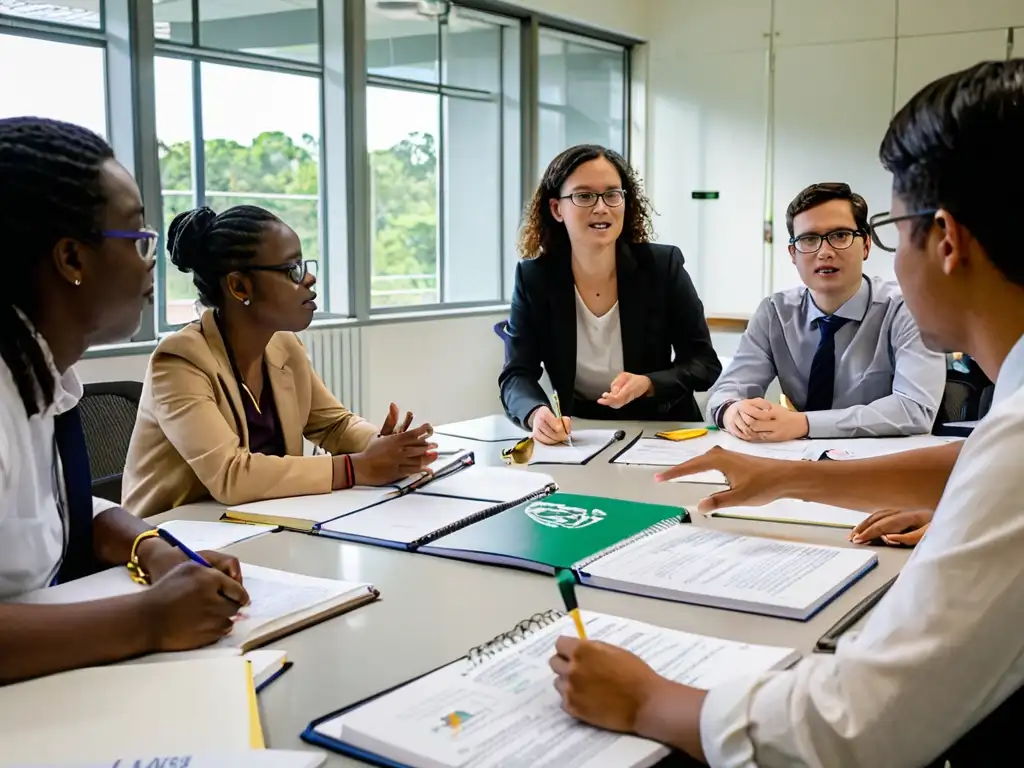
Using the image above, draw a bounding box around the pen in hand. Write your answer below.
[551,391,573,447]
[156,528,246,613]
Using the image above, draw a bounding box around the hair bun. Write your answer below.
[167,206,217,273]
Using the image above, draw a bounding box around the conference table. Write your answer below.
[149,418,911,765]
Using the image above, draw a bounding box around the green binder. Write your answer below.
[419,492,689,574]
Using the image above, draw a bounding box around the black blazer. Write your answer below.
[499,242,722,426]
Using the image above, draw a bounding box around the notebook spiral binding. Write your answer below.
[412,482,559,547]
[571,516,683,572]
[464,609,565,671]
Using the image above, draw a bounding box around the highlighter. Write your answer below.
[556,569,587,639]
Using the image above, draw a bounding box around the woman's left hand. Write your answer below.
[378,402,414,436]
[598,372,653,409]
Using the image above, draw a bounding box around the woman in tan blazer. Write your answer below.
[123,205,436,518]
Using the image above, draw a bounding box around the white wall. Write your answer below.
[643,0,1021,319]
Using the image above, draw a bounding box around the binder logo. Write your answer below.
[524,500,606,529]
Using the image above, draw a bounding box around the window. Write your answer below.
[0,34,106,135]
[537,29,627,172]
[365,0,519,310]
[0,0,100,28]
[155,4,324,328]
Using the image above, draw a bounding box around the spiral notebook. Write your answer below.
[417,492,687,574]
[577,525,878,620]
[315,467,559,550]
[301,610,801,768]
[224,451,476,531]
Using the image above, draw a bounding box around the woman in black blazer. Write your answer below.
[499,144,722,444]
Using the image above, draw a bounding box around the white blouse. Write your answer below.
[573,286,624,401]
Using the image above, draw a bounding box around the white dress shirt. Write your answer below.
[700,331,1024,767]
[705,276,947,437]
[573,287,624,401]
[0,319,117,601]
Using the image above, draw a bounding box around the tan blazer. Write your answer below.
[122,310,378,518]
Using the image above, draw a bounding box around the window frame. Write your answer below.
[0,0,641,355]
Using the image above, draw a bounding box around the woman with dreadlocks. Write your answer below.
[0,116,249,684]
[122,204,437,519]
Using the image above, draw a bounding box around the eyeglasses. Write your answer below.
[868,210,938,252]
[789,229,864,254]
[559,189,627,208]
[242,258,319,285]
[103,227,159,260]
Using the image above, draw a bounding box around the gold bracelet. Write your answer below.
[126,529,162,585]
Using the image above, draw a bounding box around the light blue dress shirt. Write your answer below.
[706,276,947,438]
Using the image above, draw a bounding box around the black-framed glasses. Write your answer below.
[868,210,938,252]
[102,227,159,260]
[242,259,319,284]
[559,189,627,208]
[789,229,864,254]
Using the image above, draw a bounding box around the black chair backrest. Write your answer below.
[78,381,143,504]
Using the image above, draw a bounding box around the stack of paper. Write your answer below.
[24,751,326,768]
[156,520,278,550]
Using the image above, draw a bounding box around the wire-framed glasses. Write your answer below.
[789,229,864,254]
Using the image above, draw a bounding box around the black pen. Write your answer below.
[815,576,897,653]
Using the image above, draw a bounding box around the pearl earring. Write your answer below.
[74,279,81,286]
[242,298,251,306]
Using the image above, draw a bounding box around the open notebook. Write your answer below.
[302,610,800,768]
[223,450,475,531]
[0,657,262,765]
[317,466,558,550]
[577,525,877,620]
[15,564,379,652]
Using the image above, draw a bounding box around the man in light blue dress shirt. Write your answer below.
[705,182,947,440]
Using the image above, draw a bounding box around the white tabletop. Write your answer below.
[149,419,910,765]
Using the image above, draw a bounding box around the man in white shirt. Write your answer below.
[549,59,1024,766]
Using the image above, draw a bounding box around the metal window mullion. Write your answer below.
[436,18,446,304]
[497,21,505,301]
[322,0,348,316]
[344,0,371,321]
[153,40,322,75]
[519,15,539,204]
[191,58,206,208]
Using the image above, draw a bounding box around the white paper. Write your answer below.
[435,414,528,442]
[419,465,555,503]
[583,526,876,616]
[18,752,326,768]
[528,429,621,465]
[156,520,277,552]
[228,487,394,525]
[319,493,493,545]
[316,612,798,768]
[810,435,961,460]
[0,658,255,766]
[709,499,868,529]
[14,563,372,650]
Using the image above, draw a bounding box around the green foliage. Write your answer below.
[159,130,439,311]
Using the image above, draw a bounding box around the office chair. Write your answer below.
[78,381,143,504]
[494,319,512,364]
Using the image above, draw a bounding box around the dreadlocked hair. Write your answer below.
[0,117,114,418]
[168,204,282,309]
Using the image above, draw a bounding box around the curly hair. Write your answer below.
[518,144,654,259]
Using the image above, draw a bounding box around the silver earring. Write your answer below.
[74,279,81,286]
[242,298,251,306]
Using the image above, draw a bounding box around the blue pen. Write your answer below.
[156,527,213,568]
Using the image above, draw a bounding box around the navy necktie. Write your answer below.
[53,405,99,584]
[805,315,850,412]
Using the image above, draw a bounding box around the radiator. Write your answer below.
[299,325,364,414]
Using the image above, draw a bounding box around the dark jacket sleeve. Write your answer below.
[646,247,723,399]
[498,262,550,427]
